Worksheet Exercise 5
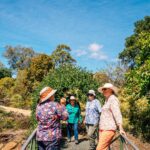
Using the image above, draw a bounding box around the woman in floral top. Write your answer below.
[97,83,126,150]
[36,87,68,150]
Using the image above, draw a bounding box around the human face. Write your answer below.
[49,95,55,101]
[102,88,113,99]
[88,94,95,101]
[61,101,66,106]
[70,99,75,106]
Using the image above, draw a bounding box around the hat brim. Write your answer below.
[98,86,118,95]
[70,98,76,101]
[40,89,57,103]
[87,93,96,96]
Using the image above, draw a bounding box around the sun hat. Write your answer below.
[88,90,96,96]
[98,83,118,95]
[40,87,57,103]
[70,96,76,100]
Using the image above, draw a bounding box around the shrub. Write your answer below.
[31,65,102,127]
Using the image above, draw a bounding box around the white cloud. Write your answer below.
[88,43,103,52]
[88,43,107,60]
[75,49,87,57]
[90,52,108,60]
[75,42,108,61]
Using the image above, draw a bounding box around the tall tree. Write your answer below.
[4,45,37,70]
[94,62,127,87]
[51,44,76,67]
[28,54,54,82]
[119,16,150,68]
[119,16,150,140]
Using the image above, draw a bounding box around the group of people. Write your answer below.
[36,83,125,150]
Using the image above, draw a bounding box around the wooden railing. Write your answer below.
[108,134,139,150]
[21,129,37,150]
[21,129,139,150]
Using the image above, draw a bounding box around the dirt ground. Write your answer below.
[0,105,31,117]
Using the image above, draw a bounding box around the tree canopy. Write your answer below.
[28,54,54,82]
[119,16,150,68]
[4,45,37,70]
[31,65,102,126]
[51,44,76,67]
[0,62,12,79]
[119,16,150,141]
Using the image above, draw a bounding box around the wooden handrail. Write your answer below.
[121,134,139,150]
[21,129,139,150]
[21,128,37,150]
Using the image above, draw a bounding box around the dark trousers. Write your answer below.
[67,123,78,140]
[37,140,60,150]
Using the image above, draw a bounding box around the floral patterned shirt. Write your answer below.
[99,95,122,131]
[36,101,68,141]
[85,99,101,125]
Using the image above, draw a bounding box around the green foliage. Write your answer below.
[31,65,102,127]
[10,94,24,108]
[0,68,12,79]
[119,16,150,141]
[0,77,15,102]
[10,69,33,109]
[0,62,12,79]
[119,16,150,68]
[28,54,54,82]
[0,109,30,132]
[51,44,76,67]
[4,45,37,70]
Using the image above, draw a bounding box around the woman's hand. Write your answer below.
[51,115,58,121]
[119,129,126,136]
[119,124,126,136]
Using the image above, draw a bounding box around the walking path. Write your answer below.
[61,136,89,150]
[0,105,31,117]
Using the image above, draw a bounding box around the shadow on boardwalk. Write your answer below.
[61,136,89,150]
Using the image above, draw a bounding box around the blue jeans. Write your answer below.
[67,123,78,140]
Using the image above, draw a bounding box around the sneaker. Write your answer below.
[67,139,71,142]
[75,140,79,144]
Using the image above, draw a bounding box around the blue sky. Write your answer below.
[0,0,150,71]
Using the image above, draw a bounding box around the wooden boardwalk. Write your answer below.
[61,137,89,150]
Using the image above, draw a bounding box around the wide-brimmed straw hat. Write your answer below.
[40,87,57,103]
[98,83,118,95]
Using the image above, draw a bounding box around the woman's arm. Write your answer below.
[57,103,68,121]
[110,98,126,135]
[118,124,126,135]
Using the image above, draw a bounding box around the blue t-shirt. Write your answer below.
[85,99,101,125]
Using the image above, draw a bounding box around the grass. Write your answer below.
[0,108,30,132]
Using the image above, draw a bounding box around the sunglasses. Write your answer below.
[102,88,108,91]
[87,94,94,96]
